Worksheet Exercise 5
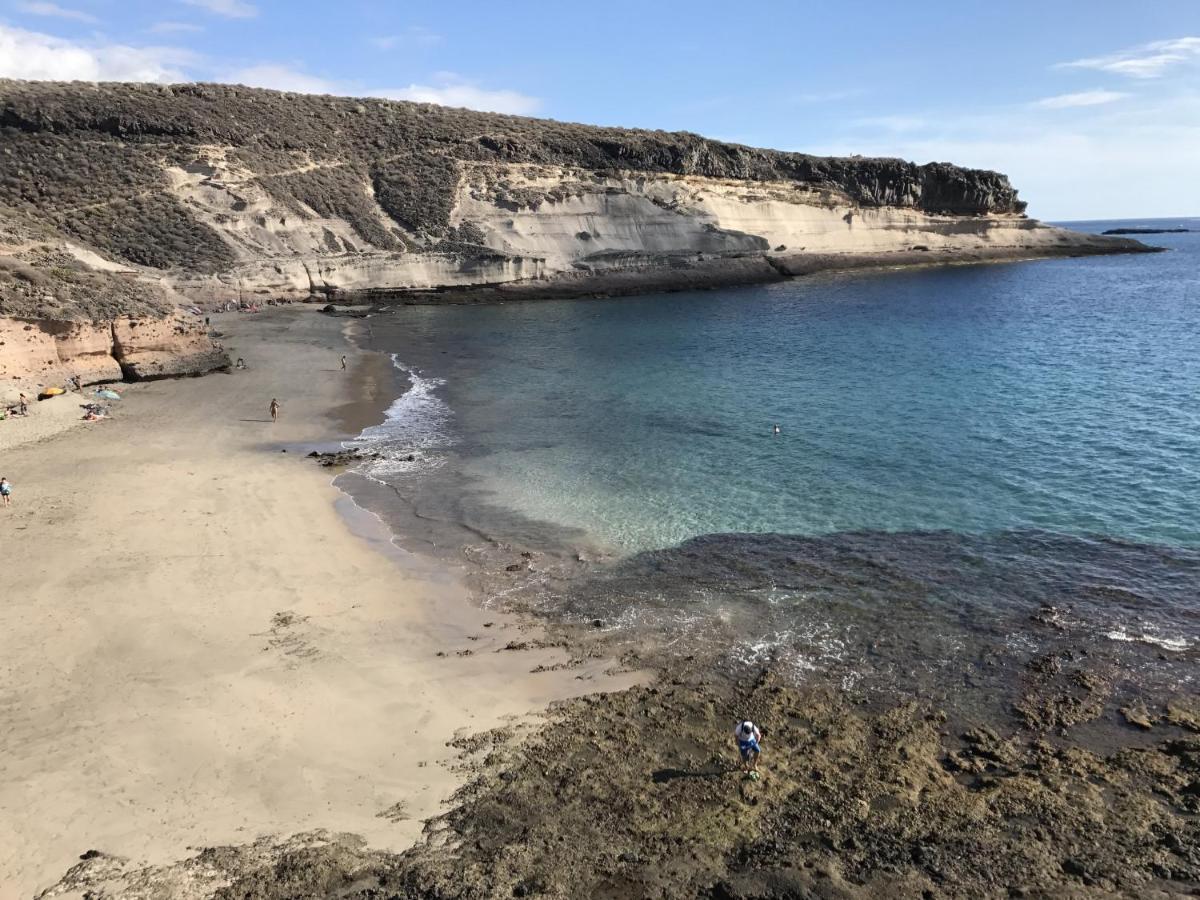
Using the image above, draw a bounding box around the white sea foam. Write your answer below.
[349,355,452,479]
[1105,625,1191,652]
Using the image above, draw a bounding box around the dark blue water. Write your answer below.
[352,219,1200,706]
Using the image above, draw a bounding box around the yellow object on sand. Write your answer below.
[38,387,65,400]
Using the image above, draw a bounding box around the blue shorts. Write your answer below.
[738,739,760,760]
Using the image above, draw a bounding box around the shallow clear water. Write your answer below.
[349,219,1200,709]
[363,219,1200,553]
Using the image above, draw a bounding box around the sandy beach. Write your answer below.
[0,309,642,899]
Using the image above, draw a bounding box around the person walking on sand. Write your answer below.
[0,477,12,508]
[341,355,347,371]
[18,393,28,416]
[734,720,762,779]
[269,398,280,423]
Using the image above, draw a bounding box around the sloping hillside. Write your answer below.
[0,80,1150,308]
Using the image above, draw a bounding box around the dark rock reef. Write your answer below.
[43,666,1200,898]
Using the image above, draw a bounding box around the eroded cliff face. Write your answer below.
[159,155,1147,303]
[0,312,226,384]
[0,80,1154,357]
[0,216,228,384]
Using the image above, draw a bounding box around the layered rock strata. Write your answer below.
[0,81,1154,311]
[0,311,226,384]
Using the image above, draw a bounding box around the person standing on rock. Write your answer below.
[734,720,762,778]
[0,477,12,508]
[269,398,280,423]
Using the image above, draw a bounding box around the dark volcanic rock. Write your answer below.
[37,669,1200,898]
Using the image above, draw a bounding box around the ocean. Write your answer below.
[342,219,1200,720]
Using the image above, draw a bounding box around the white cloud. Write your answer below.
[147,21,204,34]
[0,23,193,81]
[1058,36,1200,79]
[224,63,338,94]
[1033,89,1129,109]
[180,0,257,19]
[218,64,539,114]
[371,80,540,115]
[369,26,441,50]
[15,1,98,24]
[809,91,1200,220]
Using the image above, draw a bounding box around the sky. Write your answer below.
[0,0,1197,220]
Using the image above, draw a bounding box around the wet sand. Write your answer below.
[0,308,641,899]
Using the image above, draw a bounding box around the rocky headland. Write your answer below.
[0,80,1157,382]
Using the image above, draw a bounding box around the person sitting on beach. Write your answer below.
[0,477,12,508]
[269,398,280,423]
[734,720,762,778]
[235,358,246,369]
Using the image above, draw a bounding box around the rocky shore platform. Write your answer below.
[42,640,1200,899]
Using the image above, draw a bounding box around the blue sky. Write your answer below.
[1,0,1197,219]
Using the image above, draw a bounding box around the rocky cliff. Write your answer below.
[0,216,227,383]
[0,80,1152,377]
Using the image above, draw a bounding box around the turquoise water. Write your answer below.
[351,220,1200,708]
[364,220,1200,553]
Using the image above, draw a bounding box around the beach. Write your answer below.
[3,298,1198,899]
[0,309,642,899]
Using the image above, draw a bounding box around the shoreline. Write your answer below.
[315,238,1163,310]
[0,307,642,899]
[11,296,1200,897]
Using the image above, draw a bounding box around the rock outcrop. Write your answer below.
[0,311,226,384]
[0,217,227,383]
[0,80,1156,363]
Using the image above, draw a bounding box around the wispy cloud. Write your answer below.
[147,21,205,34]
[371,83,539,115]
[14,1,98,24]
[224,63,338,94]
[369,26,441,50]
[853,114,928,133]
[1033,89,1130,110]
[0,23,194,81]
[222,65,539,115]
[788,88,866,105]
[1058,36,1200,79]
[809,90,1200,219]
[180,0,257,19]
[370,73,540,115]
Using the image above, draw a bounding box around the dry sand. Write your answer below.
[0,308,642,899]
[0,385,94,452]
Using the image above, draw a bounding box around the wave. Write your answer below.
[347,354,453,480]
